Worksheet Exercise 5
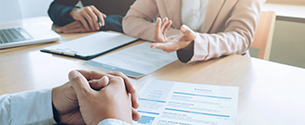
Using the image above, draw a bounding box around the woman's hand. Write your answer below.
[152,17,196,53]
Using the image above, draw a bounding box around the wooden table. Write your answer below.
[1,17,305,125]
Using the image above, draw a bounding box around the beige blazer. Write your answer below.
[123,0,265,63]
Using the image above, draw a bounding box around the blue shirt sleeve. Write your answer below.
[48,0,80,26]
[0,89,57,125]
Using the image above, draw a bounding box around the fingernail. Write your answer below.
[181,25,187,32]
[151,45,155,49]
[100,76,109,85]
[69,70,80,79]
[71,70,77,75]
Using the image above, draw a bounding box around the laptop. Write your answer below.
[0,25,60,49]
[40,31,138,60]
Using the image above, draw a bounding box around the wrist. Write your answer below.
[52,103,60,123]
[70,9,78,20]
[177,40,195,63]
[51,87,61,123]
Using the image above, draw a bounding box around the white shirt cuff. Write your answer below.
[98,118,131,125]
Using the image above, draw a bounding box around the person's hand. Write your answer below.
[52,74,109,124]
[52,70,140,124]
[55,21,88,34]
[152,18,196,53]
[78,70,140,110]
[69,70,133,125]
[70,5,106,31]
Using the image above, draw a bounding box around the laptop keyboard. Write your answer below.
[0,27,33,44]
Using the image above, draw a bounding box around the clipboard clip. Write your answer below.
[50,48,77,56]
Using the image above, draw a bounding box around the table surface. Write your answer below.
[1,16,305,125]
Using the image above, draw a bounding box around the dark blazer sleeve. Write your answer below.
[48,0,80,26]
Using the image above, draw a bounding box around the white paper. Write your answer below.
[85,42,178,78]
[134,80,239,125]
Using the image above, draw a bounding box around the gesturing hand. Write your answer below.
[152,17,196,53]
[69,70,133,125]
[70,5,106,31]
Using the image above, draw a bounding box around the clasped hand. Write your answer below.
[151,17,197,53]
[56,5,106,33]
[52,70,140,125]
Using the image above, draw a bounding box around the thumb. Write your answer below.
[180,25,196,40]
[88,76,109,91]
[69,70,93,97]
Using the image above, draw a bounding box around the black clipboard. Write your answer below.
[40,31,138,60]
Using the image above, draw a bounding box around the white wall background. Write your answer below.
[0,0,54,22]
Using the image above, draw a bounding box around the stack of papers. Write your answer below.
[134,80,239,125]
[85,42,178,78]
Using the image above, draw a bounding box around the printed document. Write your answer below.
[84,42,177,78]
[134,80,239,125]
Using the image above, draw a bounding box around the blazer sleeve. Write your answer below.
[123,0,181,42]
[48,0,80,26]
[179,0,265,63]
[0,89,56,125]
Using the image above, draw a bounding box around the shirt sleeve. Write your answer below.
[98,118,131,125]
[48,0,80,26]
[0,89,57,125]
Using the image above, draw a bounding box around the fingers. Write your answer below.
[162,20,172,35]
[77,70,107,80]
[56,21,97,34]
[76,70,140,108]
[107,72,140,109]
[103,75,126,93]
[69,70,93,98]
[160,17,172,35]
[85,5,104,30]
[151,42,179,53]
[154,18,162,42]
[55,21,81,33]
[92,6,105,27]
[81,8,95,31]
[62,28,87,34]
[154,17,172,43]
[72,5,103,31]
[88,76,109,90]
[132,108,141,121]
[84,6,100,30]
[107,72,136,94]
[78,13,91,31]
[160,18,169,32]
